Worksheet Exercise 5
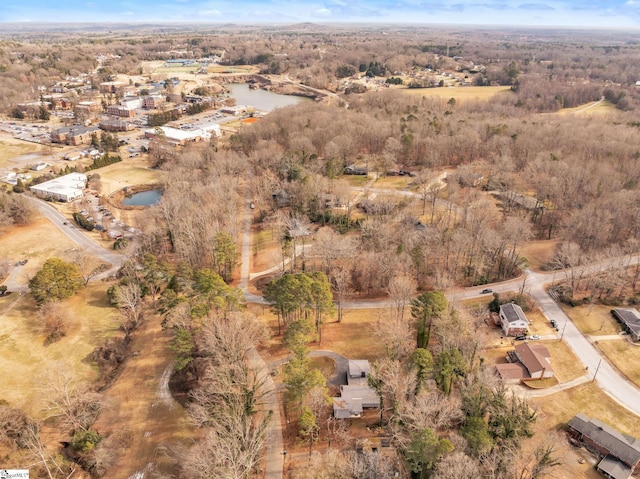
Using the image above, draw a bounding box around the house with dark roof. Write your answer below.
[495,342,554,382]
[568,413,640,479]
[612,309,640,341]
[499,303,529,336]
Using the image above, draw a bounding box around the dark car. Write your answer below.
[514,335,527,340]
[481,288,493,294]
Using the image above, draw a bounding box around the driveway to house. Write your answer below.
[308,350,349,386]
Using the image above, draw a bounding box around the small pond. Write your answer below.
[122,189,162,206]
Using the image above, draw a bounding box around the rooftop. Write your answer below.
[569,413,640,469]
[500,303,528,324]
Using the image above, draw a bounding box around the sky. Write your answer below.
[1,0,640,27]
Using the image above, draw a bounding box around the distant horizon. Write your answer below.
[1,1,639,28]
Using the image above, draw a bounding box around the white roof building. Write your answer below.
[30,172,87,202]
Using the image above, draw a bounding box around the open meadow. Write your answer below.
[0,283,119,417]
[401,85,512,102]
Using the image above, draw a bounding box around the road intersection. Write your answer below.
[6,193,638,479]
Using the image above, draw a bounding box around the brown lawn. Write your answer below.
[374,175,413,190]
[530,381,640,439]
[251,225,283,274]
[0,283,119,417]
[560,304,621,336]
[523,381,640,479]
[317,309,386,361]
[92,310,191,479]
[0,217,88,285]
[97,157,163,196]
[596,340,640,388]
[401,85,511,102]
[555,100,618,117]
[252,305,386,362]
[0,135,47,167]
[519,239,558,271]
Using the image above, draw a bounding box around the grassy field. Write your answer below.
[597,340,640,388]
[98,158,163,196]
[530,381,640,438]
[556,100,618,116]
[0,217,81,282]
[401,85,511,102]
[318,309,387,361]
[0,284,119,417]
[518,239,558,271]
[374,175,413,190]
[561,304,621,336]
[0,136,46,167]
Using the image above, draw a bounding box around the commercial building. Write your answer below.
[51,125,100,146]
[30,173,87,202]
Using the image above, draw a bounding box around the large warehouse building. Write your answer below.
[29,172,87,202]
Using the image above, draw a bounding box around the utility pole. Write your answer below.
[592,359,602,383]
[560,321,567,341]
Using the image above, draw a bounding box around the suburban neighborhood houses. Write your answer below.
[495,342,554,382]
[3,21,640,479]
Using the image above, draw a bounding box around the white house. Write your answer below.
[30,172,87,202]
[499,303,529,336]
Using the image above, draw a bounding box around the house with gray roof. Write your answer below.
[568,413,640,479]
[499,303,529,336]
[333,359,380,419]
[612,309,640,341]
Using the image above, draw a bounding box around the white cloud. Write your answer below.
[313,7,333,17]
[198,9,222,16]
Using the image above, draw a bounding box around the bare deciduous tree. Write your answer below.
[43,371,102,433]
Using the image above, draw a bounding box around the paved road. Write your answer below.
[526,270,640,416]
[239,175,284,479]
[30,197,125,277]
[1,198,126,293]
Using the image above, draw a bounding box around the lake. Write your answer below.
[122,189,162,206]
[227,83,308,112]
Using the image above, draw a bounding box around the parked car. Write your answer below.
[514,335,527,341]
[481,288,493,294]
[527,335,540,340]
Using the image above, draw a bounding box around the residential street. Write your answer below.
[11,186,639,479]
